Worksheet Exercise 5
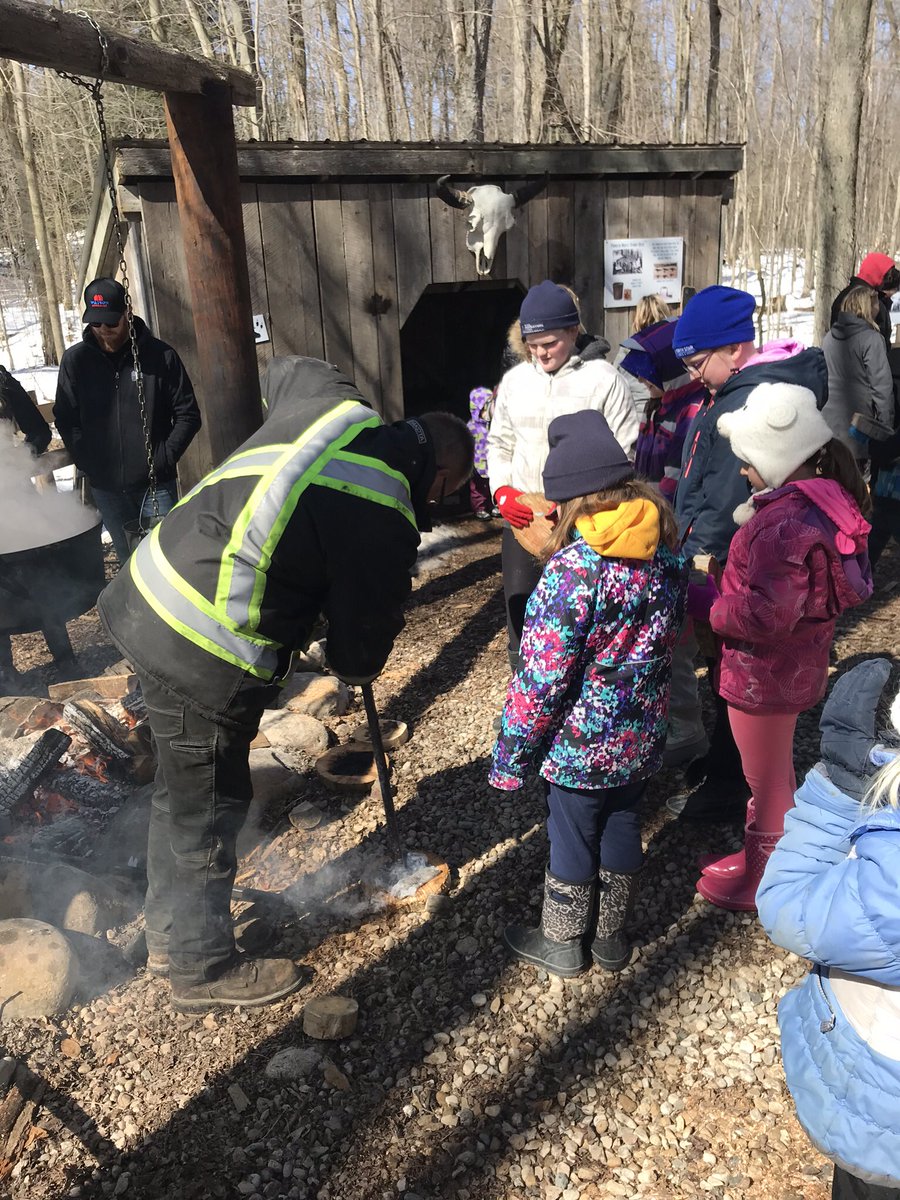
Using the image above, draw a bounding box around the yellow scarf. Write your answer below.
[575,499,660,561]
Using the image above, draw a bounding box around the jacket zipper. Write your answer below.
[814,967,837,1033]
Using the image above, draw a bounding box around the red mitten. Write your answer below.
[494,486,534,529]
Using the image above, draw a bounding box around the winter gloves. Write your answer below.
[494,486,534,529]
[686,572,720,621]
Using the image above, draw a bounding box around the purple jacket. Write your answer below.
[710,480,872,714]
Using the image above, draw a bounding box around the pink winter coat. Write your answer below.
[710,479,872,714]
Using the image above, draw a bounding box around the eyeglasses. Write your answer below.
[683,350,715,379]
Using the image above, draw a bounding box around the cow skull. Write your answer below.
[436,175,547,276]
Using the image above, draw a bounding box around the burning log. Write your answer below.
[62,700,133,763]
[0,730,72,814]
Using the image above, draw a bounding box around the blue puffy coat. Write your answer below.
[757,766,900,1187]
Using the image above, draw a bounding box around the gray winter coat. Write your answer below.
[822,314,895,456]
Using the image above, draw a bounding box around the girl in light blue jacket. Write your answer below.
[757,658,900,1200]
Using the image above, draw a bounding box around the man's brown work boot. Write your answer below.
[171,957,306,1013]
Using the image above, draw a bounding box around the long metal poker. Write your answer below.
[360,682,405,862]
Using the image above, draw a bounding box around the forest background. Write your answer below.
[0,0,897,364]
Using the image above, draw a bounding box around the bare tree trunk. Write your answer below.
[321,0,350,138]
[801,0,826,295]
[536,0,578,142]
[511,0,533,141]
[286,0,309,139]
[9,64,65,364]
[184,0,215,58]
[369,0,394,139]
[813,0,875,344]
[348,0,369,138]
[705,0,721,140]
[448,0,494,140]
[674,0,692,140]
[146,0,169,45]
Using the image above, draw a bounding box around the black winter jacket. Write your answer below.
[675,347,829,564]
[98,358,435,728]
[0,366,51,453]
[53,318,201,491]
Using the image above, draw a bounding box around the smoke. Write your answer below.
[0,428,97,554]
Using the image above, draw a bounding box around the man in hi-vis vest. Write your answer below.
[99,357,473,1012]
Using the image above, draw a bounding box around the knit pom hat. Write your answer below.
[520,281,580,336]
[619,319,683,389]
[543,410,633,501]
[717,382,833,489]
[672,285,756,359]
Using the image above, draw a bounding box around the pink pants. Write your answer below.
[727,706,798,834]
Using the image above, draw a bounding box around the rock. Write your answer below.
[0,860,133,936]
[294,641,328,673]
[281,674,351,719]
[264,1048,321,1080]
[454,936,479,957]
[247,749,303,809]
[288,801,324,831]
[0,919,79,1018]
[258,710,330,756]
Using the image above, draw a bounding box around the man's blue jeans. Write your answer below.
[91,479,179,566]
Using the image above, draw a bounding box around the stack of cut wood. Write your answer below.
[0,1059,45,1182]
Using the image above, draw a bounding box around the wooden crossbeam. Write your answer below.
[0,0,257,105]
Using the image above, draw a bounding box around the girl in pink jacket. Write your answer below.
[689,382,873,911]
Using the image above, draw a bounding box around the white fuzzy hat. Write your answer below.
[717,382,833,488]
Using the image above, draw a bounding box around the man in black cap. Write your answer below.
[54,278,201,565]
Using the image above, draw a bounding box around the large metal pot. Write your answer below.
[0,518,105,639]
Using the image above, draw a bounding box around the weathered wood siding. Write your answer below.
[136,174,728,422]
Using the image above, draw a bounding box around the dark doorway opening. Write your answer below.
[400,281,525,423]
[400,281,524,517]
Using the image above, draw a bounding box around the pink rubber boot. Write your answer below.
[695,823,781,912]
[698,799,756,877]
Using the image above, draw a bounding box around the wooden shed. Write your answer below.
[83,141,742,484]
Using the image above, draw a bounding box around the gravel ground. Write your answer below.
[3,524,899,1200]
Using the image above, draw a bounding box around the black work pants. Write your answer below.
[141,673,273,984]
[502,524,543,664]
[832,1166,900,1200]
[868,495,900,568]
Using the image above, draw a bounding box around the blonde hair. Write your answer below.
[540,479,680,563]
[864,753,900,811]
[509,284,586,363]
[840,285,880,329]
[632,295,671,333]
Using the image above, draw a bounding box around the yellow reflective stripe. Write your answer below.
[243,413,384,632]
[129,540,274,679]
[177,446,290,506]
[312,475,418,528]
[335,449,411,487]
[218,403,380,629]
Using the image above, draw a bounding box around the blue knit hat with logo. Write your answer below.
[543,410,634,501]
[672,285,756,359]
[520,281,580,336]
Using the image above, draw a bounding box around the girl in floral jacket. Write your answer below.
[690,382,873,912]
[489,410,687,978]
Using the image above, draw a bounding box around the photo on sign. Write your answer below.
[612,250,643,276]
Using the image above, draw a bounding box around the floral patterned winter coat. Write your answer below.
[490,514,688,791]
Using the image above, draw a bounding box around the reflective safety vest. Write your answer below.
[127,399,417,681]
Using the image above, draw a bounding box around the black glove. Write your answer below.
[819,658,893,801]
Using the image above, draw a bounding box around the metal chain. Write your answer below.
[58,15,159,522]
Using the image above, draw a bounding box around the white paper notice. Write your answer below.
[604,237,684,309]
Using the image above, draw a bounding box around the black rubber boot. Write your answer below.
[591,867,640,972]
[503,869,594,978]
[666,773,750,821]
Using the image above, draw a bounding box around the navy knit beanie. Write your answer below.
[543,410,634,502]
[672,285,756,359]
[520,281,580,336]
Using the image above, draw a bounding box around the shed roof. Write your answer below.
[114,139,744,184]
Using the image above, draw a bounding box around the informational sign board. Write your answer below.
[603,237,684,308]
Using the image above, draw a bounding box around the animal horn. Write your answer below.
[512,174,548,208]
[436,175,470,209]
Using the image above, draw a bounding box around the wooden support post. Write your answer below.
[164,86,261,480]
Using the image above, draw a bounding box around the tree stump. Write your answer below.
[303,995,358,1040]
